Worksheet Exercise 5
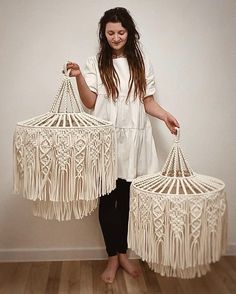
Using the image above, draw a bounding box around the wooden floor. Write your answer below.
[0,257,235,294]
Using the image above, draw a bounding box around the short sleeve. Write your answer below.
[144,56,156,98]
[83,56,98,94]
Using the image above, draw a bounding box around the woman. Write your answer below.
[67,7,179,283]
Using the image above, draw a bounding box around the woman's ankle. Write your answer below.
[107,255,119,265]
[118,252,128,259]
[117,253,140,277]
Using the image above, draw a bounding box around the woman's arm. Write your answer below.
[67,62,97,109]
[143,96,180,134]
[75,74,97,109]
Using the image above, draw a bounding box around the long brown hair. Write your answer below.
[98,7,146,101]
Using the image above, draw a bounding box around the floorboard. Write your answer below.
[0,256,235,294]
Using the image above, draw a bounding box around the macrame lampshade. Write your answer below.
[128,129,227,279]
[13,66,117,221]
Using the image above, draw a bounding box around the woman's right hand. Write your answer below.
[66,61,81,77]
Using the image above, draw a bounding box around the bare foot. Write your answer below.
[118,253,140,278]
[101,255,119,284]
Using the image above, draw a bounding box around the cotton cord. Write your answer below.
[13,64,117,221]
[128,128,227,278]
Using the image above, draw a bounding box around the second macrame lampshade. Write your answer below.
[128,129,227,279]
[13,67,117,221]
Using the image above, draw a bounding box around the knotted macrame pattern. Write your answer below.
[128,129,227,279]
[13,67,117,221]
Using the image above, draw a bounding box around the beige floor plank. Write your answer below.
[134,260,149,293]
[45,261,62,294]
[179,276,211,294]
[157,275,184,294]
[0,262,31,294]
[0,263,18,293]
[79,260,93,294]
[112,267,128,294]
[200,269,231,294]
[58,261,81,294]
[211,258,236,294]
[140,261,162,294]
[0,256,236,293]
[226,256,236,271]
[24,261,51,294]
[123,271,141,294]
[92,260,113,294]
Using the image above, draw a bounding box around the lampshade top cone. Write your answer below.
[132,130,225,195]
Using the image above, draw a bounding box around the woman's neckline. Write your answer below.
[112,56,127,60]
[112,53,127,59]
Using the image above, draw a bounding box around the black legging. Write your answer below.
[99,178,131,256]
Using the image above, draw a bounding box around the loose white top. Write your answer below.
[83,55,159,181]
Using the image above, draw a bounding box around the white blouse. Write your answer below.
[83,55,159,181]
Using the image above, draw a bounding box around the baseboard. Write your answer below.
[0,247,139,262]
[224,243,236,256]
[0,244,235,263]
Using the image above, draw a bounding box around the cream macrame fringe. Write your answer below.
[13,126,117,203]
[32,199,98,221]
[128,188,228,279]
[13,67,118,221]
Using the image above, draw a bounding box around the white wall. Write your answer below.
[0,0,235,261]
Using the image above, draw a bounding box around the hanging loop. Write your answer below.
[63,63,72,77]
[174,127,180,143]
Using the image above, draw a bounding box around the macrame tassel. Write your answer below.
[13,125,117,221]
[13,126,117,203]
[32,198,98,221]
[128,188,227,279]
[128,128,227,278]
[13,68,118,221]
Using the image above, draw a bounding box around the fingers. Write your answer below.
[172,124,179,134]
[66,62,74,70]
[171,128,176,135]
[167,120,179,135]
[175,119,180,128]
[168,115,180,133]
[171,128,177,135]
[62,61,79,76]
[172,123,179,135]
[169,114,180,128]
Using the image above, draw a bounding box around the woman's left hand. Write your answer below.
[163,112,180,134]
[143,97,180,134]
